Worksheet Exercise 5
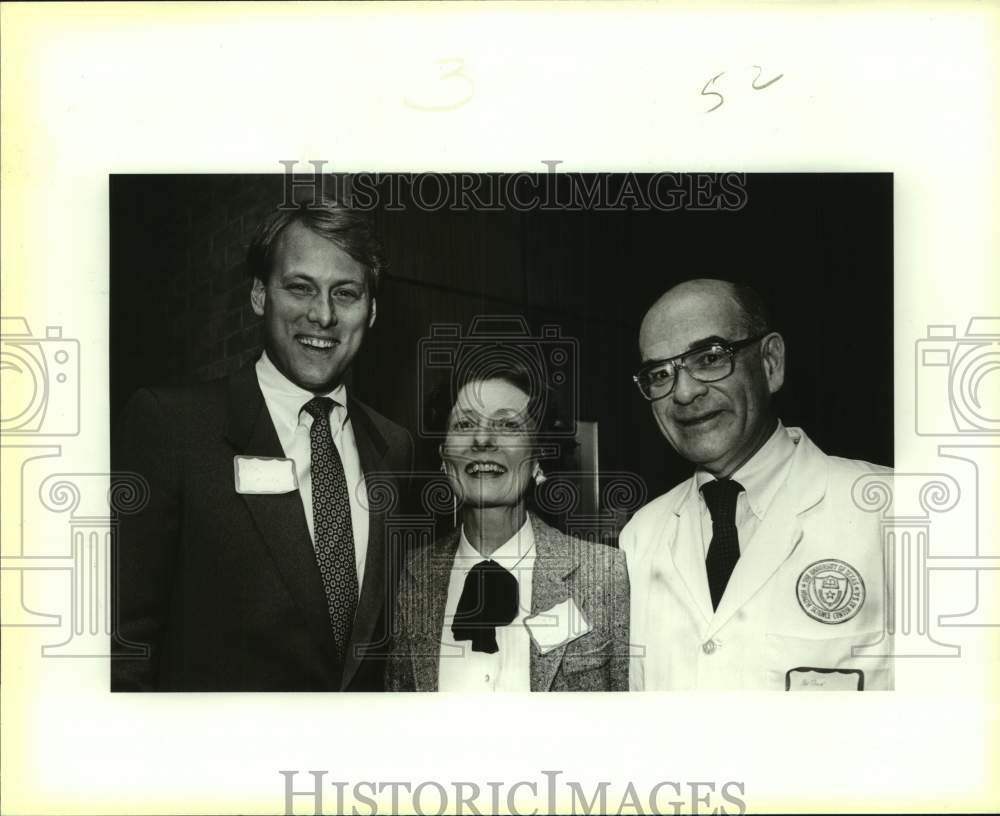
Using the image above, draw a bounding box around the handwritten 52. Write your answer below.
[701,66,783,113]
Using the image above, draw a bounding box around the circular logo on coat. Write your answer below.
[796,559,866,624]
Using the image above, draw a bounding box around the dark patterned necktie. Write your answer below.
[701,478,745,611]
[302,396,358,657]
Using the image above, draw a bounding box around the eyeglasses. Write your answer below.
[632,334,768,401]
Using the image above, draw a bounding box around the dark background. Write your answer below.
[111,173,893,530]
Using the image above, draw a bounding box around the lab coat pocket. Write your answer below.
[764,630,892,691]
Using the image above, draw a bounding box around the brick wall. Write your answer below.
[119,175,280,388]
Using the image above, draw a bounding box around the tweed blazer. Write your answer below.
[387,514,629,692]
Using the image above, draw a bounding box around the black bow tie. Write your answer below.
[451,560,520,654]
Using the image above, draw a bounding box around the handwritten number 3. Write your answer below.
[404,59,475,112]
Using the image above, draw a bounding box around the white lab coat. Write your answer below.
[621,427,893,691]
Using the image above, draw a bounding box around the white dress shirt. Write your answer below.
[691,421,797,559]
[438,519,535,692]
[255,352,370,585]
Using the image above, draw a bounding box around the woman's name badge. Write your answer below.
[233,456,298,494]
[524,598,591,654]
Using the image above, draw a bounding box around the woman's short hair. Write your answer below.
[246,197,387,297]
[425,356,573,469]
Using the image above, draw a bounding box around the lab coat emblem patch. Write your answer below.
[797,559,865,624]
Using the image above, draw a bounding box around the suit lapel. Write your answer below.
[706,430,827,637]
[224,366,342,676]
[529,516,580,692]
[340,397,393,689]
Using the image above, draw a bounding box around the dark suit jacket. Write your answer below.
[111,364,413,691]
[386,514,630,692]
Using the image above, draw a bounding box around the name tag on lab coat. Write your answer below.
[786,667,864,691]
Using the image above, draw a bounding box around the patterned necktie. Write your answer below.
[701,478,745,611]
[302,396,358,657]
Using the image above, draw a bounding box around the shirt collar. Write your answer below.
[255,351,349,433]
[695,421,796,520]
[455,516,535,573]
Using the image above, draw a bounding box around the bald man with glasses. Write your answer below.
[620,279,893,691]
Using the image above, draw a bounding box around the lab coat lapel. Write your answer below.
[663,481,715,629]
[706,429,828,637]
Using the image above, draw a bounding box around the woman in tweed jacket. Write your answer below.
[387,360,629,692]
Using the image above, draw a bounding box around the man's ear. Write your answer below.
[762,332,786,394]
[368,297,377,329]
[250,278,266,317]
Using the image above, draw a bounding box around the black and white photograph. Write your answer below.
[3,2,998,815]
[109,172,893,694]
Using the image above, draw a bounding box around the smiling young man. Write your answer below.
[620,279,892,691]
[112,198,413,692]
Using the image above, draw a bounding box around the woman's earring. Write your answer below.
[533,462,547,486]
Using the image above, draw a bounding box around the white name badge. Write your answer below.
[786,667,864,691]
[524,598,592,654]
[233,456,298,494]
